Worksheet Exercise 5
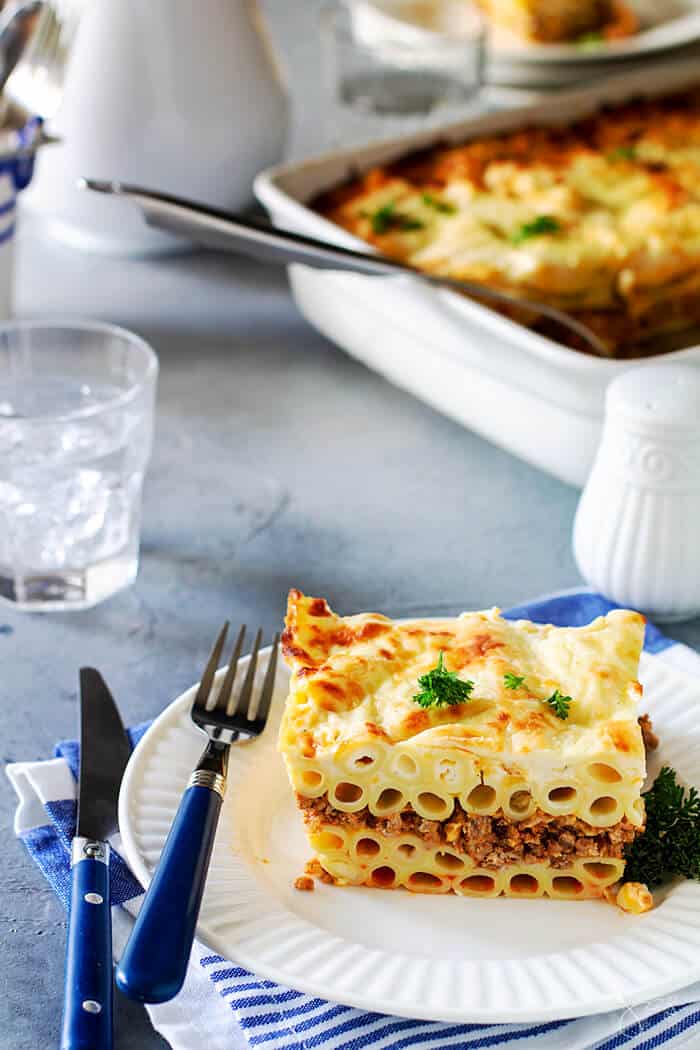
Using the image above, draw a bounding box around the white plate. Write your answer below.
[119,645,700,1024]
[488,0,700,63]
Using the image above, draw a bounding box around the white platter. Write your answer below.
[119,643,700,1024]
[255,61,700,487]
[488,0,700,64]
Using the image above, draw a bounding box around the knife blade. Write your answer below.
[60,668,131,1050]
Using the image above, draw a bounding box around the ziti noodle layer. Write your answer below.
[313,88,700,356]
[280,591,647,899]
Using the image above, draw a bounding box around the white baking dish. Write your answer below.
[255,61,700,486]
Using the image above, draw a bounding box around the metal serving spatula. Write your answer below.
[61,668,131,1050]
[78,179,610,357]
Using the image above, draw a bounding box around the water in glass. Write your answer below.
[0,324,157,611]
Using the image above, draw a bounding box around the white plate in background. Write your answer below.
[352,0,700,67]
[119,643,700,1023]
[486,0,700,63]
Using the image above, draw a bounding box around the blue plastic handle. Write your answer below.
[116,785,222,1004]
[60,849,112,1050]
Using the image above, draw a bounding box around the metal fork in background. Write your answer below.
[0,0,87,124]
[116,624,280,1005]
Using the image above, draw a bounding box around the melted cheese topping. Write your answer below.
[279,591,647,831]
[281,590,645,755]
[314,88,700,355]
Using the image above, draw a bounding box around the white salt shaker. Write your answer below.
[573,364,700,622]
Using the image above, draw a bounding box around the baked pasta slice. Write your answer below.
[279,590,647,899]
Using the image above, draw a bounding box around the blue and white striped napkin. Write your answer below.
[8,590,700,1050]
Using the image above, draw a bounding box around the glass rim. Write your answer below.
[320,0,486,50]
[0,319,158,424]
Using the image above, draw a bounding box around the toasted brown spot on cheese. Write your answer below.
[401,710,431,735]
[356,620,391,640]
[512,711,548,733]
[470,633,505,657]
[295,666,317,679]
[608,723,633,753]
[317,680,345,699]
[308,598,332,617]
[436,702,470,721]
[329,627,354,649]
[282,639,313,664]
[299,732,316,758]
[365,721,392,741]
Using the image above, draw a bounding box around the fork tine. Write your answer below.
[237,627,263,720]
[253,633,280,724]
[215,624,246,714]
[193,622,229,711]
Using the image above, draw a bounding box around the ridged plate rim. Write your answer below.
[119,644,700,1023]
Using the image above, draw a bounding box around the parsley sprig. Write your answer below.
[504,673,571,718]
[511,215,561,245]
[422,193,457,215]
[413,651,474,708]
[364,202,424,235]
[545,689,571,720]
[577,30,604,46]
[625,767,700,888]
[607,145,637,162]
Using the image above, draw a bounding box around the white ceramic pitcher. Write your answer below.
[23,0,288,254]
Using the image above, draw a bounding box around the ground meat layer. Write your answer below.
[298,794,641,871]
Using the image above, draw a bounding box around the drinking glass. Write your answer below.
[0,321,158,611]
[320,0,485,145]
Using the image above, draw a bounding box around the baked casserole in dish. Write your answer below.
[314,87,700,358]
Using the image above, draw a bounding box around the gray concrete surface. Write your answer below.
[3,4,700,1049]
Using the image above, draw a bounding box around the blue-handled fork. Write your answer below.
[116,624,279,1004]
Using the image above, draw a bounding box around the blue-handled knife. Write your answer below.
[60,668,131,1050]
